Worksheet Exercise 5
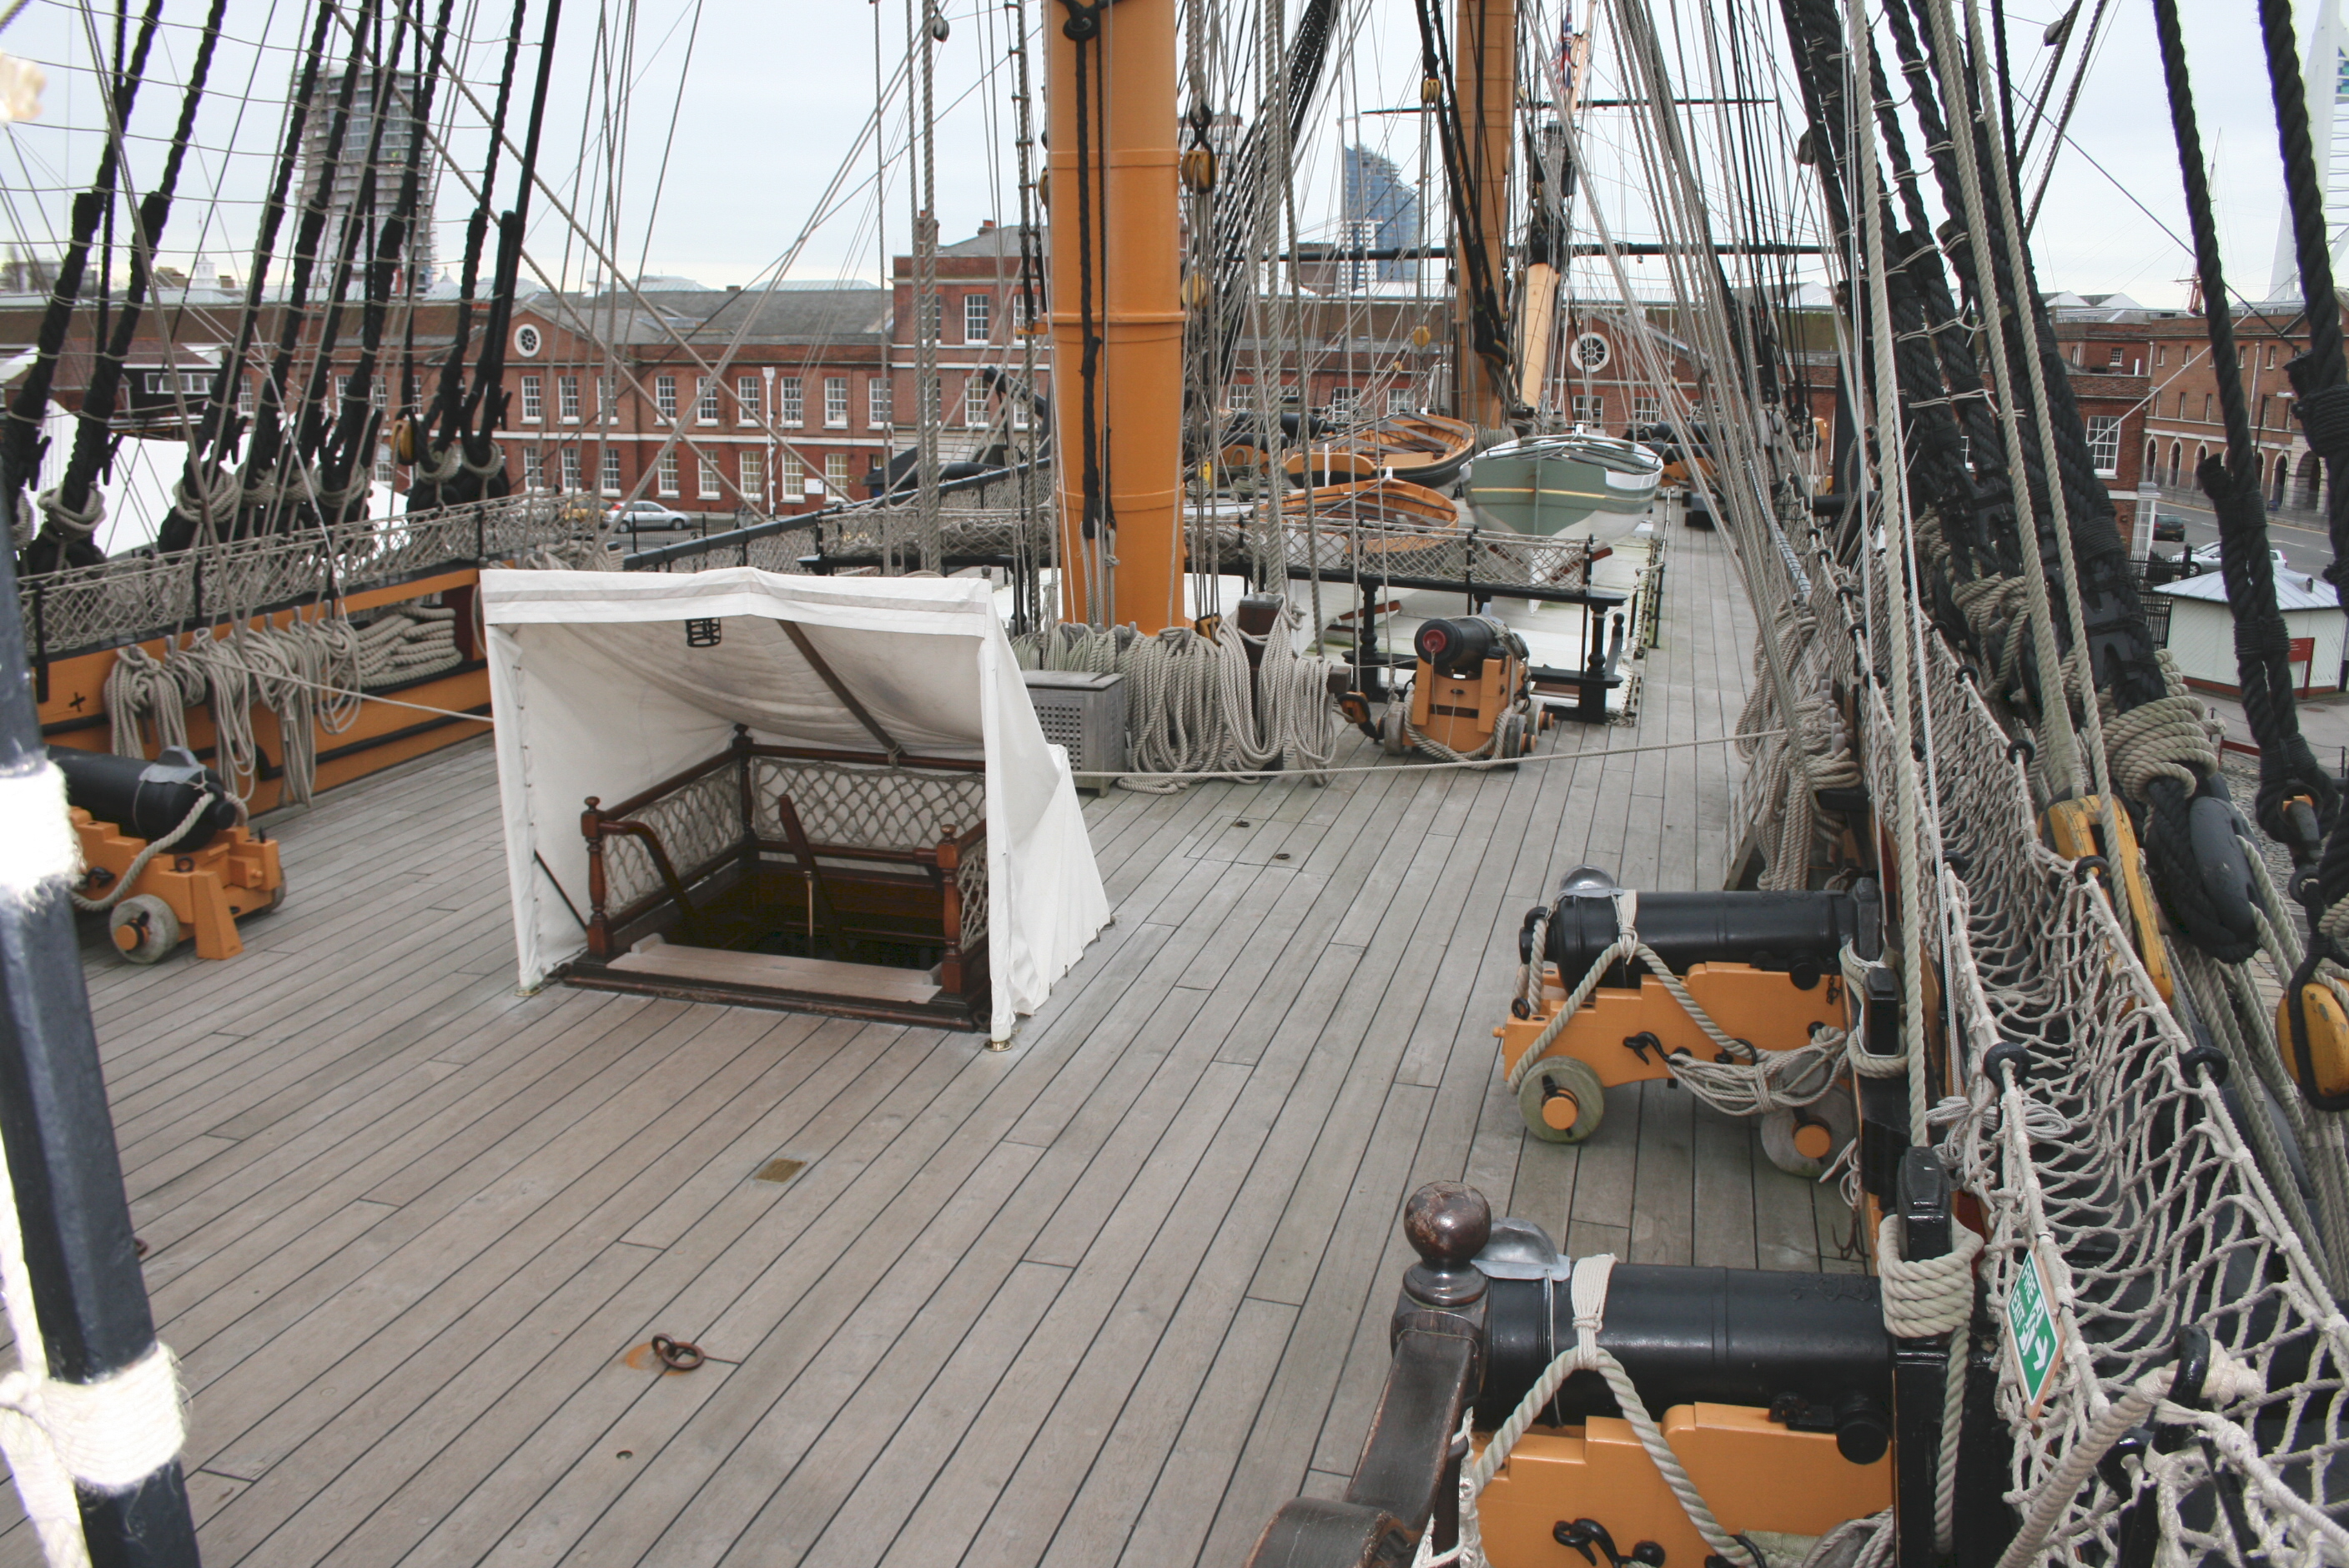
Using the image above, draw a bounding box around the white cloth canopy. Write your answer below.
[480,565,1108,1040]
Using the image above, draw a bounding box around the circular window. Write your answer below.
[1572,333,1610,371]
[514,324,542,358]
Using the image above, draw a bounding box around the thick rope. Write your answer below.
[1876,1213,1983,1550]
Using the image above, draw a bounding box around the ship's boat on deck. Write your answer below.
[1464,433,1663,543]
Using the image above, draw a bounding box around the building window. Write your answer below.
[561,447,582,491]
[924,376,943,423]
[1280,385,1301,410]
[1387,389,1412,417]
[869,377,893,427]
[782,451,806,498]
[779,376,804,425]
[964,375,989,426]
[2268,344,2279,369]
[520,374,542,422]
[238,376,254,415]
[738,376,762,425]
[600,448,621,494]
[656,374,677,420]
[2156,345,2166,367]
[371,374,386,409]
[741,448,766,504]
[826,452,849,491]
[697,377,719,425]
[2202,394,2213,422]
[2168,442,2182,487]
[559,375,581,421]
[1329,388,1359,420]
[825,376,848,426]
[2144,440,2156,480]
[918,294,941,340]
[964,293,990,343]
[2085,415,2120,477]
[599,375,617,423]
[656,450,679,495]
[1571,394,1604,425]
[2106,346,2125,370]
[697,451,722,498]
[522,445,543,488]
[1633,394,1661,425]
[375,443,392,483]
[1230,386,1256,414]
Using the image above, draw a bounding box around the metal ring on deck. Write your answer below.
[650,1334,705,1371]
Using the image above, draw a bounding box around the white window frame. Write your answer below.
[561,447,583,492]
[237,376,254,415]
[1386,389,1412,418]
[1328,387,1359,421]
[964,293,991,344]
[825,376,848,428]
[2085,415,2121,478]
[738,376,762,426]
[779,376,805,426]
[521,445,543,488]
[740,448,767,504]
[656,450,680,496]
[781,451,806,497]
[1632,395,1662,425]
[1571,394,1605,425]
[559,374,581,422]
[519,375,543,422]
[869,377,893,428]
[697,451,723,498]
[600,447,621,495]
[697,376,720,425]
[964,375,990,427]
[655,374,677,420]
[825,452,850,490]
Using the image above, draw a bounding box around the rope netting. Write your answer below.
[1877,612,2349,1562]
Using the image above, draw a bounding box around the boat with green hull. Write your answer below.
[1463,432,1663,542]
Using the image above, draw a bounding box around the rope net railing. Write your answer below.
[1873,603,2349,1562]
[16,493,597,658]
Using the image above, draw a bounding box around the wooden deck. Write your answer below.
[38,515,1850,1567]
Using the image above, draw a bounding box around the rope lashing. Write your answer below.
[67,792,213,914]
[1876,1213,1984,1552]
[1462,1253,1759,1568]
[1506,892,1856,1118]
[32,485,101,540]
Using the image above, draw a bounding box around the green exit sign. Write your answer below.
[2006,1242,2065,1415]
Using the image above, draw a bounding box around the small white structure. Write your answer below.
[480,565,1109,1041]
[2154,568,2346,696]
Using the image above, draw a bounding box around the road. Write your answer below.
[2148,495,2336,580]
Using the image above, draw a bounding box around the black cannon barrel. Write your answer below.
[1414,615,1523,674]
[1472,1221,1891,1449]
[49,745,238,848]
[1524,867,1878,979]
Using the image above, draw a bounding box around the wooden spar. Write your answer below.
[1454,0,1516,434]
[1517,23,1592,410]
[1047,0,1186,633]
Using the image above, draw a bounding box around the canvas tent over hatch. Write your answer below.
[481,566,1108,1041]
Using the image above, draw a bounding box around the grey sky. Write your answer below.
[0,0,2314,311]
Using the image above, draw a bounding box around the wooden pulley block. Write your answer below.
[2277,982,2349,1108]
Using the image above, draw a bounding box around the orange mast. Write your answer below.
[1046,0,1186,631]
[1453,0,1516,435]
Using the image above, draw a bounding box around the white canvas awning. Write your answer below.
[479,565,1109,1040]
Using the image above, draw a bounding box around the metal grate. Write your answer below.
[1023,671,1127,782]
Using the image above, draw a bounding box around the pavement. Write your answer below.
[2196,686,2349,771]
[2149,494,2336,578]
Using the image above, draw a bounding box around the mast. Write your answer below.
[1454,0,1514,433]
[1046,0,1185,631]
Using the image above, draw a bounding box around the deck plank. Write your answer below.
[22,515,1838,1568]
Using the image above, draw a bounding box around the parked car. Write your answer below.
[605,499,694,535]
[2182,541,2288,573]
[2151,514,2186,542]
